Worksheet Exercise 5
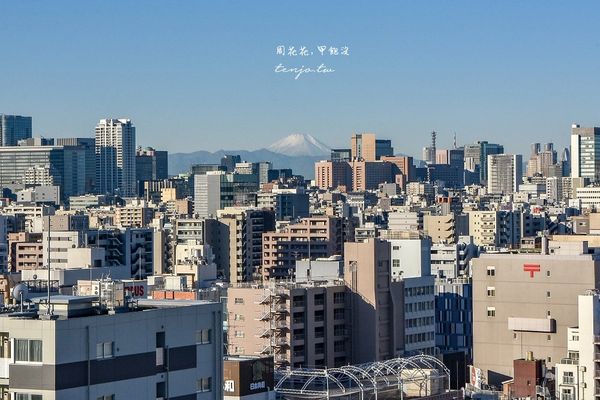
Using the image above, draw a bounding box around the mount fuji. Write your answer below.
[168,133,331,178]
[266,133,330,157]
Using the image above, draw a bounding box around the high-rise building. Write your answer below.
[55,138,96,194]
[350,133,393,161]
[193,171,258,218]
[0,114,32,146]
[314,160,352,190]
[220,154,241,172]
[0,145,86,199]
[571,124,600,182]
[135,146,168,182]
[330,148,351,162]
[95,118,137,197]
[216,207,275,283]
[487,154,522,194]
[480,142,504,183]
[344,239,436,361]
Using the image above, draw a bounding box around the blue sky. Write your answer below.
[2,1,600,156]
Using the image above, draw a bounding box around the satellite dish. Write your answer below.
[12,284,29,301]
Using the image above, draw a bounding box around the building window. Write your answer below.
[547,335,552,341]
[96,341,114,359]
[234,298,244,304]
[547,291,551,298]
[487,287,495,297]
[234,330,245,338]
[197,329,212,344]
[97,396,115,400]
[197,377,212,392]
[486,266,495,276]
[546,271,550,277]
[15,339,42,363]
[334,309,345,320]
[156,382,166,398]
[333,292,345,304]
[563,372,574,385]
[487,307,496,317]
[15,395,43,400]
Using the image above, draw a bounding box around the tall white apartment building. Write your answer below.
[487,154,523,194]
[95,118,136,197]
[571,124,600,182]
[555,292,600,400]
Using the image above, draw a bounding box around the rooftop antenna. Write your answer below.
[453,132,457,149]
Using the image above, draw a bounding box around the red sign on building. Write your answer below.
[523,264,540,278]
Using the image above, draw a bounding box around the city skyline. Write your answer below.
[2,2,600,156]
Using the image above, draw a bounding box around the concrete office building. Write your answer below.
[571,124,600,182]
[350,133,393,161]
[0,114,32,146]
[0,295,222,399]
[0,145,86,200]
[193,171,259,218]
[257,187,309,221]
[55,138,96,194]
[472,239,600,385]
[344,239,436,360]
[95,118,137,197]
[349,160,394,191]
[314,160,352,190]
[386,236,432,280]
[435,277,473,360]
[220,154,242,173]
[135,147,168,182]
[487,154,523,194]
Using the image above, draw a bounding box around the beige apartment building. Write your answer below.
[262,216,343,280]
[472,239,600,385]
[216,208,275,283]
[314,160,352,191]
[424,214,456,244]
[227,238,435,369]
[227,281,348,369]
[114,200,155,227]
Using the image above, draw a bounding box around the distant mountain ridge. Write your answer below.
[169,148,324,178]
[168,134,422,179]
[169,133,331,178]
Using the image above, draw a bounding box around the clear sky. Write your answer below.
[2,1,600,157]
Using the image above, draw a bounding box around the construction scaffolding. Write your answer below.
[274,354,451,400]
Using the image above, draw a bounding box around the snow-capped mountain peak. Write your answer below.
[266,133,330,157]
